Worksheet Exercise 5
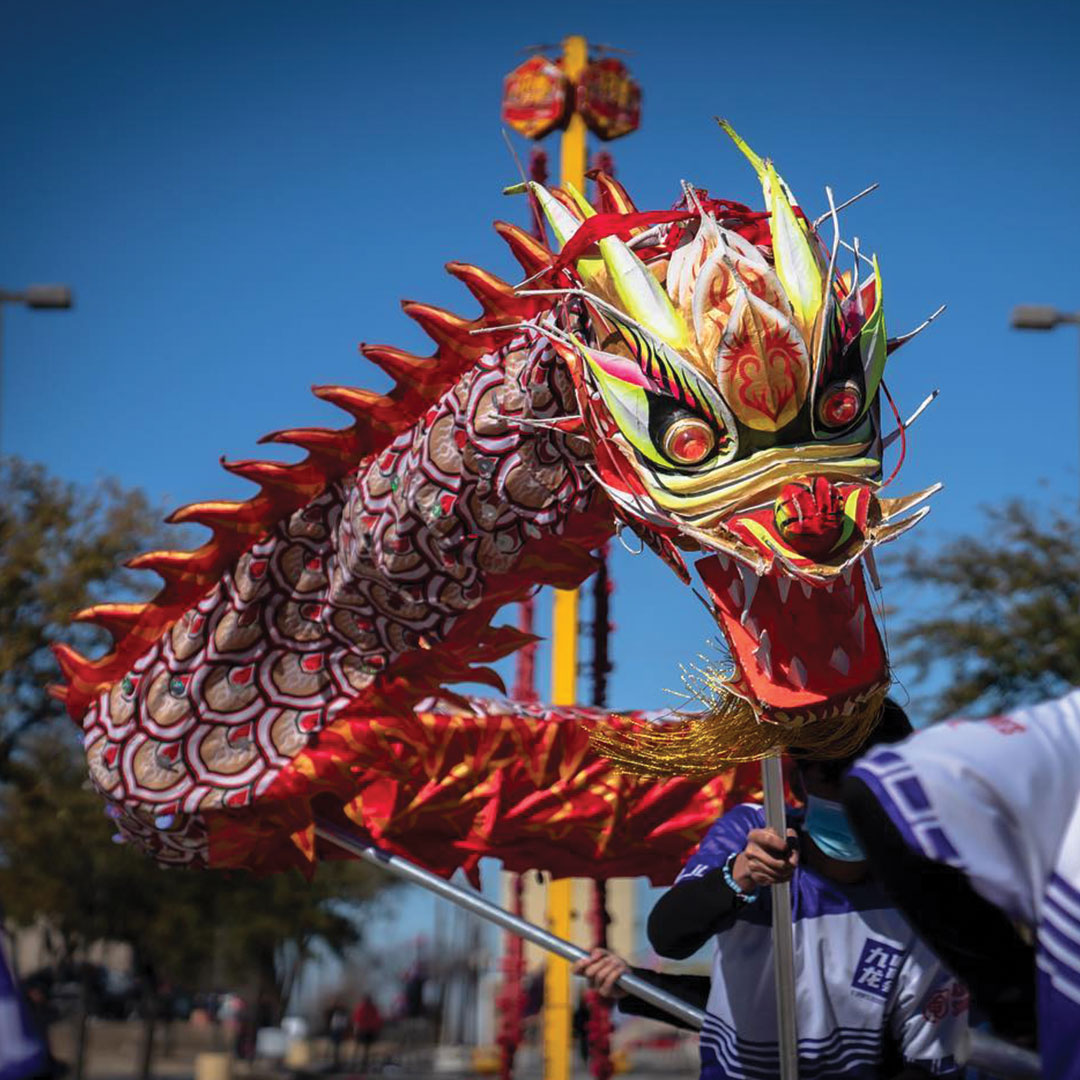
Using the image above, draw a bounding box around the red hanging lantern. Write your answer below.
[577,58,641,141]
[502,56,571,140]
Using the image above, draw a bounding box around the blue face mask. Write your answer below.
[804,795,866,862]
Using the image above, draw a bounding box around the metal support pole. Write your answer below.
[544,35,590,1080]
[762,754,799,1079]
[314,820,705,1030]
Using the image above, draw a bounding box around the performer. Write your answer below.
[845,689,1079,1078]
[576,701,968,1079]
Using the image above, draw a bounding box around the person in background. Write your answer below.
[351,993,382,1073]
[326,1001,348,1069]
[576,700,968,1079]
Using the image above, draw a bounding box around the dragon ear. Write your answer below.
[558,187,691,352]
[528,181,584,249]
[717,118,767,179]
[528,182,604,283]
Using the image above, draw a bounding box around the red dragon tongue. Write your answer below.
[697,553,887,721]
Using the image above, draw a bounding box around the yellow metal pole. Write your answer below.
[559,35,588,193]
[544,33,588,1080]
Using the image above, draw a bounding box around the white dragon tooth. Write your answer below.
[728,577,744,608]
[777,576,792,605]
[753,629,773,679]
[789,655,808,689]
[825,579,835,595]
[829,646,851,675]
[849,606,866,649]
[741,612,760,638]
[842,565,853,586]
[738,563,759,613]
[717,554,731,571]
[800,580,813,601]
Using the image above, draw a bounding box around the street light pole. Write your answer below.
[1009,305,1080,506]
[0,285,74,453]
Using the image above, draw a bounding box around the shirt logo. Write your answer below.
[851,938,903,1001]
[675,863,710,883]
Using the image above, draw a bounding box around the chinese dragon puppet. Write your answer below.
[55,124,939,884]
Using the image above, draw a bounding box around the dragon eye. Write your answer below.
[661,417,716,465]
[817,381,863,429]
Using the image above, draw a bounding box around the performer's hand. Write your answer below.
[733,827,799,891]
[572,947,629,1000]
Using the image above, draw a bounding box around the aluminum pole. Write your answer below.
[314,819,705,1030]
[762,754,799,1079]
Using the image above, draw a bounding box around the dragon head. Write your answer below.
[522,122,940,765]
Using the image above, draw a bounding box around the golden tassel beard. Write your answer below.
[589,673,891,778]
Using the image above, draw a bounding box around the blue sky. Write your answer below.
[4,0,1079,976]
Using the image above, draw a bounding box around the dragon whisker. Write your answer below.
[882,390,940,449]
[889,305,947,350]
[812,182,880,230]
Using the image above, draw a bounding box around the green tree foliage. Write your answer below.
[0,459,394,1028]
[0,729,386,1008]
[896,500,1080,719]
[0,457,167,778]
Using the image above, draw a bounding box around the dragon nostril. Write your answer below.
[773,477,845,557]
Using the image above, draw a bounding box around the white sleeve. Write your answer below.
[889,938,968,1075]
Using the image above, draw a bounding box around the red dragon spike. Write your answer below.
[52,642,107,697]
[444,262,543,321]
[125,547,218,585]
[219,457,325,499]
[165,500,268,534]
[492,221,553,276]
[592,173,638,216]
[549,186,585,219]
[359,342,441,396]
[70,603,148,641]
[310,385,404,434]
[400,300,488,353]
[257,426,359,465]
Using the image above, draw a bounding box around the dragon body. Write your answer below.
[57,126,937,882]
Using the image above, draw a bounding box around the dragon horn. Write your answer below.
[527,182,603,283]
[560,179,690,351]
[716,118,767,180]
[718,118,824,342]
[528,182,584,250]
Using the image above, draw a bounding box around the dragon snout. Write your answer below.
[773,477,847,559]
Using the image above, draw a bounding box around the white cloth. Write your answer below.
[851,689,1080,1079]
[679,803,966,1078]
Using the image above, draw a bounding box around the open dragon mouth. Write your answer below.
[697,551,887,725]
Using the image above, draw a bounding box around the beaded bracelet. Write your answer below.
[723,851,759,903]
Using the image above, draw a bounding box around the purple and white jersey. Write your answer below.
[678,803,966,1079]
[850,689,1080,1079]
